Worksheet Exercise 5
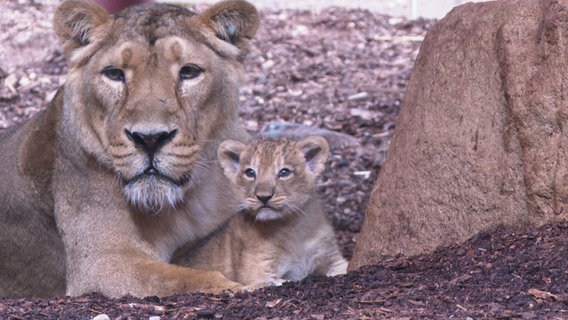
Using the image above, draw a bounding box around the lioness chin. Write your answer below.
[0,0,258,298]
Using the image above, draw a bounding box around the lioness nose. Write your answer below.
[125,129,177,155]
[256,194,273,204]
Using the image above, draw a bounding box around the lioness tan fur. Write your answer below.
[0,0,259,298]
[173,137,348,286]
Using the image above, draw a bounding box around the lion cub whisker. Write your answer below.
[282,201,306,218]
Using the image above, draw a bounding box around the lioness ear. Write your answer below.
[54,0,111,57]
[297,136,330,175]
[218,140,246,180]
[197,0,259,60]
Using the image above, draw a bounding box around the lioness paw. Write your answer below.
[242,278,284,291]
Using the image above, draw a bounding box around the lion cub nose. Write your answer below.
[256,194,273,204]
[125,129,177,155]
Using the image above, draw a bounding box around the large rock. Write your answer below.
[350,0,568,269]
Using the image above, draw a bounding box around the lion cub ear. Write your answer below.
[197,0,260,59]
[54,0,111,58]
[218,140,247,180]
[297,136,330,176]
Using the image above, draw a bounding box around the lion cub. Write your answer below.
[175,136,348,286]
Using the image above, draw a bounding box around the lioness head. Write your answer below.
[53,0,258,213]
[218,136,330,222]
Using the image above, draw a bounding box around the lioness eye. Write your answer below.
[278,168,292,178]
[102,66,125,82]
[243,168,256,179]
[180,65,203,80]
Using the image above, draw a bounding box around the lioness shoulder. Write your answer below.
[174,136,348,286]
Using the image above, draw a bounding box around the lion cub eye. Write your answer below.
[102,66,125,82]
[243,168,256,179]
[278,168,292,178]
[180,65,203,80]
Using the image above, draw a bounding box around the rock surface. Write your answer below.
[351,0,568,269]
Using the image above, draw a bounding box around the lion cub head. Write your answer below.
[53,0,258,213]
[217,136,330,222]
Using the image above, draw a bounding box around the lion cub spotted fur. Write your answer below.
[175,136,348,286]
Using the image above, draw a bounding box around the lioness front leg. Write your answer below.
[58,195,242,297]
[66,251,241,297]
[55,157,243,297]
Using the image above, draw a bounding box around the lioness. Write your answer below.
[173,137,348,286]
[0,0,258,298]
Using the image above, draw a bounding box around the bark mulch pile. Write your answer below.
[1,222,566,319]
[1,0,567,319]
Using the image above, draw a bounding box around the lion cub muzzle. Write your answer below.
[254,182,275,205]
